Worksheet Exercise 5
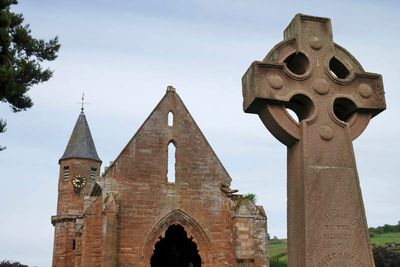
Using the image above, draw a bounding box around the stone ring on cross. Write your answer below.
[243,14,385,146]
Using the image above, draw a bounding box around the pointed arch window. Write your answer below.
[167,142,176,183]
[168,111,174,127]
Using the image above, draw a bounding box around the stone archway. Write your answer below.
[142,210,212,265]
[150,224,201,267]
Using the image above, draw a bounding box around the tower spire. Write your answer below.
[59,111,101,163]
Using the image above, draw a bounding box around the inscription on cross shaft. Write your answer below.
[242,14,385,266]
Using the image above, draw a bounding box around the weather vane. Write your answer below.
[78,93,89,112]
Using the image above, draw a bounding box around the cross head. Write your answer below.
[243,14,385,146]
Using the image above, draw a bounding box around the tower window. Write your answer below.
[63,166,70,180]
[167,142,176,183]
[168,111,174,127]
[72,240,76,250]
[90,167,97,180]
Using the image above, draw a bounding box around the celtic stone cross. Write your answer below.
[242,14,385,266]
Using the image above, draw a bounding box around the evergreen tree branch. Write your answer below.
[0,0,60,150]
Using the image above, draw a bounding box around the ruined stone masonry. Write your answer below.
[52,87,268,267]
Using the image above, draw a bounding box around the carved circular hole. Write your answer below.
[284,52,310,76]
[329,57,350,79]
[333,98,357,122]
[285,94,314,123]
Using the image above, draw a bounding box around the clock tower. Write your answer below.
[52,110,102,267]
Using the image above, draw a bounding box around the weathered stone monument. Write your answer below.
[242,14,386,266]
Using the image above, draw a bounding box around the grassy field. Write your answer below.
[269,240,288,266]
[268,232,400,267]
[269,240,287,258]
[371,232,400,246]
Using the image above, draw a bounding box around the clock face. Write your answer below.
[71,174,87,191]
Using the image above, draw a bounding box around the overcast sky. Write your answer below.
[1,1,399,266]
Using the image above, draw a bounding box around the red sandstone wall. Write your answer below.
[57,159,100,214]
[102,90,236,266]
[234,201,268,267]
[53,158,101,267]
[52,221,76,267]
[80,196,103,267]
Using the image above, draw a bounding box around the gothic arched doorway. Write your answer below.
[150,224,202,267]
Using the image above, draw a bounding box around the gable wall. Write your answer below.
[102,90,236,266]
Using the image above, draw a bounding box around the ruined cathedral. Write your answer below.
[51,87,268,267]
